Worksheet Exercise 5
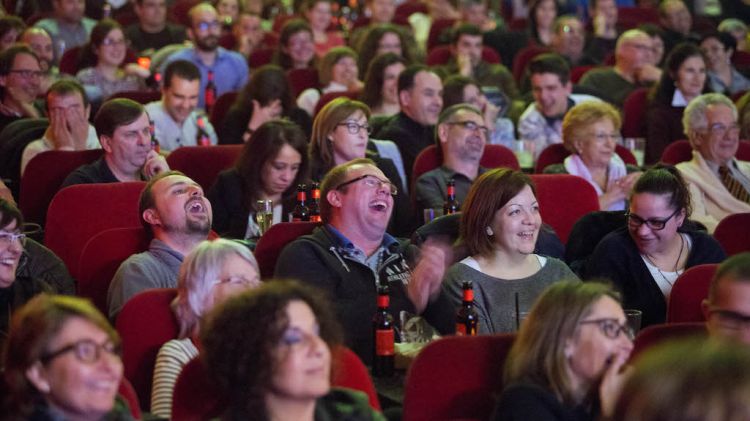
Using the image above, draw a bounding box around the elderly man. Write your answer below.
[703,253,750,346]
[107,170,212,319]
[375,65,444,183]
[415,104,486,217]
[677,93,750,232]
[61,98,169,187]
[34,0,96,60]
[19,27,58,92]
[579,29,661,107]
[275,158,453,363]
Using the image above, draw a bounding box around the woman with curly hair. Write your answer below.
[355,23,417,79]
[360,53,406,117]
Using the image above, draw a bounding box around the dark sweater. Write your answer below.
[493,382,594,421]
[217,104,312,144]
[374,112,435,185]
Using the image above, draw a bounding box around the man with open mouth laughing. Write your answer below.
[107,171,212,320]
[275,159,454,364]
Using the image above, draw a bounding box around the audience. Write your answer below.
[639,23,666,67]
[0,45,44,133]
[585,165,726,327]
[124,0,186,55]
[494,281,631,420]
[209,120,308,239]
[303,0,345,57]
[274,19,316,71]
[443,168,577,333]
[1,295,130,420]
[701,31,750,97]
[658,0,699,54]
[214,0,241,26]
[355,23,416,80]
[231,12,265,59]
[0,16,24,52]
[202,280,385,420]
[718,18,748,53]
[296,46,363,117]
[550,15,597,68]
[19,27,58,92]
[586,0,619,62]
[145,60,217,152]
[359,52,406,118]
[107,171,211,319]
[150,239,260,419]
[703,253,750,346]
[677,93,750,232]
[34,0,96,61]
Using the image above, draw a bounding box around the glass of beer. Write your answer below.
[255,200,273,236]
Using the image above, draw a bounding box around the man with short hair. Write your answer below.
[107,170,211,319]
[550,15,598,67]
[125,0,186,54]
[34,0,96,60]
[21,80,99,175]
[231,12,265,59]
[0,45,44,133]
[375,65,444,183]
[659,0,699,54]
[275,158,453,363]
[162,3,248,110]
[703,253,750,346]
[579,29,662,107]
[518,53,600,158]
[145,60,217,152]
[677,93,750,232]
[19,27,58,92]
[61,98,169,187]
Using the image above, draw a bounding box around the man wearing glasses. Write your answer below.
[0,45,43,134]
[275,158,454,364]
[703,253,750,346]
[677,93,750,233]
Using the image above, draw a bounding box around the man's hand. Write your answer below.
[5,84,40,118]
[456,51,473,77]
[124,63,151,79]
[635,64,662,84]
[66,105,89,150]
[407,239,452,314]
[142,150,170,179]
[45,109,75,150]
[599,350,632,418]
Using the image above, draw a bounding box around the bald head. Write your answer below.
[20,27,53,71]
[615,29,652,72]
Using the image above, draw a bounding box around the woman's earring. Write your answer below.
[486,226,494,236]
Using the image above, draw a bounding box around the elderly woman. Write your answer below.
[493,281,632,420]
[297,46,363,117]
[585,165,726,327]
[701,32,750,96]
[544,101,640,211]
[273,19,316,71]
[442,168,578,334]
[1,294,133,420]
[202,280,386,420]
[676,93,750,232]
[150,239,260,418]
[359,53,406,118]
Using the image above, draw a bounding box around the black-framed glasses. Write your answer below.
[579,318,634,340]
[40,339,122,365]
[196,21,221,31]
[626,208,681,231]
[334,174,398,195]
[337,122,372,135]
[445,120,490,136]
[707,307,750,330]
[8,69,44,79]
[0,231,26,247]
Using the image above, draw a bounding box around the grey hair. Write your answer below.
[173,239,260,338]
[718,19,748,35]
[682,93,737,147]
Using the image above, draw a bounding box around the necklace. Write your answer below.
[643,234,685,287]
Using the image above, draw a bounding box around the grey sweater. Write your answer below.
[443,256,578,334]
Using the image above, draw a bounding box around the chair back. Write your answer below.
[530,174,600,243]
[411,144,520,190]
[534,143,637,173]
[616,6,659,30]
[733,50,750,70]
[570,65,597,84]
[286,68,320,98]
[44,182,146,279]
[19,149,103,225]
[403,334,515,421]
[255,222,320,278]
[714,212,750,256]
[630,322,706,362]
[621,87,649,138]
[78,227,151,315]
[247,47,276,68]
[666,264,718,323]
[425,45,501,66]
[332,347,381,410]
[209,91,238,127]
[108,90,162,104]
[0,117,50,199]
[314,90,362,117]
[512,45,550,84]
[427,18,456,50]
[660,140,750,164]
[166,145,243,191]
[395,0,428,18]
[116,288,179,410]
[118,378,143,420]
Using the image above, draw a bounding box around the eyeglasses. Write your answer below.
[8,69,44,79]
[589,133,622,143]
[0,231,26,247]
[101,38,127,47]
[626,208,681,231]
[579,318,634,340]
[337,121,372,135]
[446,120,490,136]
[196,21,221,32]
[334,174,398,195]
[704,123,741,139]
[40,339,122,365]
[212,275,261,287]
[707,307,750,330]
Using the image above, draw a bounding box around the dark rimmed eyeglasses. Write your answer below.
[334,174,398,196]
[626,208,680,231]
[8,69,44,79]
[40,339,122,365]
[579,318,634,340]
[337,122,372,135]
[445,120,490,136]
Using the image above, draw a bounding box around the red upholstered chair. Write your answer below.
[427,18,456,50]
[616,6,659,31]
[19,149,103,226]
[570,65,597,84]
[332,347,381,410]
[247,47,275,68]
[534,143,638,173]
[119,378,143,419]
[733,50,750,70]
[108,90,162,104]
[209,91,238,127]
[529,174,600,243]
[78,227,150,315]
[58,46,83,75]
[659,140,692,165]
[411,144,520,191]
[630,322,706,362]
[44,182,146,280]
[313,90,362,116]
[255,221,320,278]
[403,334,515,421]
[512,45,551,84]
[667,264,718,323]
[621,87,650,138]
[426,45,501,66]
[287,68,320,98]
[165,145,243,191]
[168,0,201,27]
[116,288,179,410]
[395,0,428,19]
[714,213,750,256]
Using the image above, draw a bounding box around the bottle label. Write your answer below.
[377,295,389,308]
[297,192,306,201]
[456,324,467,336]
[312,189,321,199]
[310,215,321,222]
[375,329,395,356]
[463,290,474,302]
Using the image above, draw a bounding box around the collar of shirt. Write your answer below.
[671,89,690,107]
[325,224,399,259]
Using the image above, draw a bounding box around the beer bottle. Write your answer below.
[196,115,211,146]
[443,178,460,215]
[291,184,310,222]
[205,70,217,113]
[309,182,321,222]
[372,285,394,377]
[455,281,478,336]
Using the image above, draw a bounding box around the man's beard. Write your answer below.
[164,218,211,237]
[195,36,219,52]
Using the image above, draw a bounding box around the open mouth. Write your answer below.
[369,199,389,212]
[517,230,536,240]
[186,199,206,214]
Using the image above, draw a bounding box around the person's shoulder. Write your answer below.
[416,166,443,182]
[316,388,384,421]
[579,67,615,82]
[542,163,567,174]
[76,67,96,80]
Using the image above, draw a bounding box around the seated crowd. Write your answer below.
[2,0,750,419]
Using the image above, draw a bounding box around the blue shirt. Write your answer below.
[161,47,249,109]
